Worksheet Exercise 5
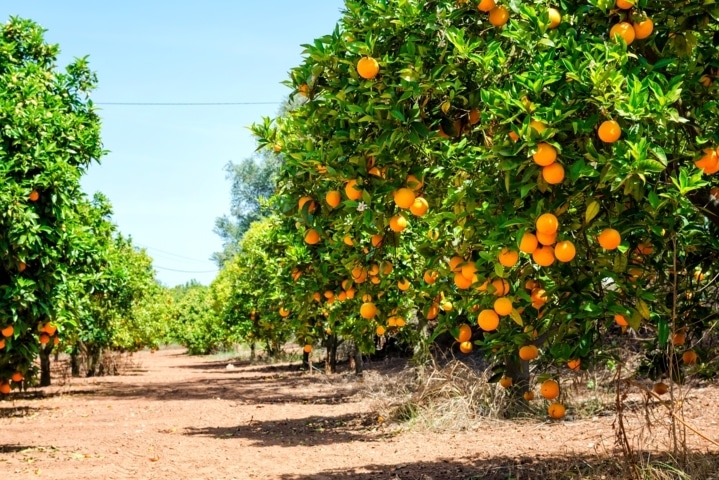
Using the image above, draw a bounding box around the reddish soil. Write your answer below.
[2,348,719,479]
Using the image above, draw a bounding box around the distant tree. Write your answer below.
[212,151,280,265]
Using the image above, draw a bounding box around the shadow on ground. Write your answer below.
[275,451,719,480]
[183,412,381,447]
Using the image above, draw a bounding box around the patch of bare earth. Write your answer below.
[2,348,719,479]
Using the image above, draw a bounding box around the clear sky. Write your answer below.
[2,1,345,286]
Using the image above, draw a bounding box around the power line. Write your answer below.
[136,244,216,263]
[154,265,219,274]
[96,101,278,106]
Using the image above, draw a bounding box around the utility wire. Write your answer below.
[154,265,219,274]
[96,101,278,106]
[137,244,216,263]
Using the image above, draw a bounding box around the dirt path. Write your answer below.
[2,348,719,479]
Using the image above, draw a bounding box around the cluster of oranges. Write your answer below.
[609,0,654,46]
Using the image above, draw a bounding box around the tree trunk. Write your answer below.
[70,347,81,377]
[325,334,338,374]
[39,344,53,386]
[302,351,309,371]
[354,345,363,376]
[505,355,530,395]
[86,346,101,377]
[249,342,256,362]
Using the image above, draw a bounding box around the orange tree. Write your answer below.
[0,18,105,391]
[252,0,719,415]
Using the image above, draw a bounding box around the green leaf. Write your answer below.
[585,200,600,225]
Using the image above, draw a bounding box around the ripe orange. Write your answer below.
[325,190,341,208]
[477,0,495,12]
[371,234,384,248]
[410,197,429,216]
[357,56,380,79]
[616,0,633,8]
[0,338,5,349]
[376,325,386,336]
[532,245,555,267]
[454,272,473,289]
[488,6,509,27]
[598,120,621,143]
[530,288,547,304]
[298,196,317,213]
[491,278,510,296]
[536,230,557,246]
[337,291,347,301]
[682,350,698,365]
[540,379,560,400]
[360,302,378,319]
[461,261,477,280]
[448,256,464,272]
[536,213,558,234]
[533,143,557,166]
[304,229,321,245]
[343,235,354,246]
[423,270,438,285]
[303,344,313,354]
[499,376,513,388]
[40,333,50,345]
[393,188,416,209]
[381,261,393,275]
[279,307,290,318]
[11,372,23,382]
[346,288,356,299]
[653,382,668,395]
[426,303,440,320]
[493,297,513,316]
[523,391,535,401]
[478,309,500,331]
[29,190,39,202]
[345,179,363,200]
[695,148,719,175]
[1,325,13,337]
[498,248,519,267]
[519,232,539,254]
[397,278,410,291]
[18,261,26,272]
[636,242,653,255]
[529,120,546,134]
[597,228,621,250]
[519,345,539,361]
[389,215,408,233]
[312,292,322,302]
[509,131,520,142]
[298,84,310,97]
[457,324,472,343]
[610,22,635,45]
[459,341,473,354]
[351,266,368,283]
[542,162,565,184]
[701,75,713,88]
[324,289,335,299]
[554,240,576,262]
[468,108,480,125]
[633,18,653,39]
[406,174,424,191]
[567,359,581,371]
[547,8,561,29]
[395,317,406,327]
[672,332,686,346]
[614,314,628,326]
[548,403,566,419]
[0,383,10,395]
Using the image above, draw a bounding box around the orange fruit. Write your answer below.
[298,84,310,97]
[393,188,416,209]
[530,288,547,304]
[312,292,322,302]
[695,148,719,175]
[509,131,520,142]
[633,18,653,39]
[424,270,439,284]
[346,288,356,299]
[442,302,453,312]
[304,229,321,245]
[345,179,363,200]
[376,325,386,336]
[529,120,546,134]
[371,234,384,248]
[548,402,566,419]
[303,344,313,354]
[598,120,621,143]
[357,56,380,79]
[533,143,557,166]
[461,261,477,280]
[477,0,495,12]
[351,266,368,283]
[547,8,561,29]
[523,391,535,401]
[616,0,633,8]
[389,215,408,232]
[499,376,513,388]
[519,345,539,361]
[406,174,424,191]
[653,382,668,395]
[397,278,410,291]
[488,6,509,27]
[360,302,378,319]
[536,231,557,246]
[468,108,480,125]
[672,332,686,346]
[0,383,10,395]
[614,314,628,326]
[540,379,560,399]
[40,333,50,345]
[459,341,473,354]
[279,307,290,318]
[701,75,713,88]
[410,197,429,216]
[29,190,39,202]
[454,272,473,289]
[0,338,5,349]
[519,232,539,254]
[682,350,698,365]
[567,359,581,371]
[493,297,513,316]
[636,242,653,255]
[325,190,341,208]
[532,245,555,267]
[343,235,354,246]
[426,303,440,320]
[491,278,510,296]
[337,291,347,301]
[542,162,565,184]
[610,22,635,45]
[395,317,406,327]
[597,228,621,250]
[457,324,472,343]
[498,248,519,267]
[18,261,26,272]
[536,213,558,234]
[525,279,537,290]
[448,256,464,272]
[554,240,576,262]
[298,196,316,213]
[1,325,13,337]
[478,309,500,331]
[11,372,23,382]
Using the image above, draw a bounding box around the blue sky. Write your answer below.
[3,1,345,286]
